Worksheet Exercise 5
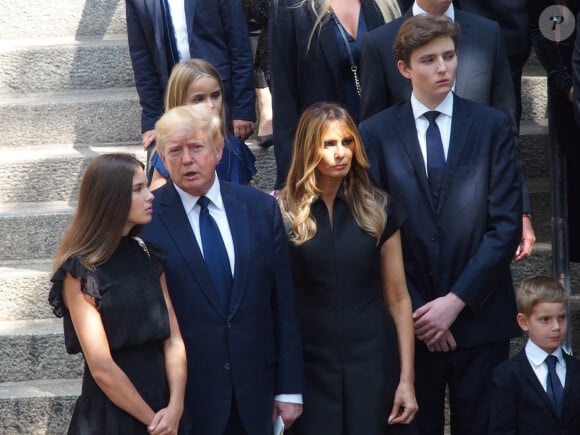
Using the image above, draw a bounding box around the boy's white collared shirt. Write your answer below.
[525,339,567,392]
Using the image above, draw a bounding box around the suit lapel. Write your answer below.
[436,95,471,214]
[520,350,561,418]
[454,11,473,98]
[317,11,342,90]
[395,102,434,209]
[361,0,386,30]
[185,0,197,54]
[158,183,226,317]
[220,183,250,320]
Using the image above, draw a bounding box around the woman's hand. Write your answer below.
[148,405,183,435]
[142,130,156,150]
[387,379,418,425]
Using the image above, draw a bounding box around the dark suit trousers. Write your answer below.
[224,394,249,435]
[413,339,509,435]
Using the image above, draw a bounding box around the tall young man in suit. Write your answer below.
[359,15,522,434]
[489,276,580,434]
[360,0,535,264]
[142,105,304,435]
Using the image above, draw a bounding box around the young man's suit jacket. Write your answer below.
[125,0,255,132]
[269,0,391,188]
[489,349,580,434]
[359,95,522,347]
[360,7,516,127]
[142,181,303,435]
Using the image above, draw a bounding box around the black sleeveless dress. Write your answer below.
[49,237,189,434]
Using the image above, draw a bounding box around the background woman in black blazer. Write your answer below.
[269,0,401,189]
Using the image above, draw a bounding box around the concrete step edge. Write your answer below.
[1,143,143,163]
[0,318,62,337]
[0,201,74,217]
[0,378,81,400]
[0,34,127,52]
[0,87,137,106]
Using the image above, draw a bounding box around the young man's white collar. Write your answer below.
[410,91,454,121]
[413,1,455,21]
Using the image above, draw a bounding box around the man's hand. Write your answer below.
[272,400,303,429]
[425,330,457,352]
[142,129,156,150]
[413,293,465,346]
[513,215,535,262]
[232,119,255,141]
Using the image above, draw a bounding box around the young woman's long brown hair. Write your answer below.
[277,102,387,245]
[52,153,144,272]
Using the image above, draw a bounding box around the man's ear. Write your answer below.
[215,140,224,163]
[397,60,411,79]
[516,313,529,332]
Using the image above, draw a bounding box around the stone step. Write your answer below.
[0,202,73,262]
[0,88,141,148]
[1,144,144,204]
[521,73,548,123]
[520,120,549,179]
[0,378,79,435]
[0,261,53,321]
[0,319,83,383]
[0,0,125,40]
[0,36,133,94]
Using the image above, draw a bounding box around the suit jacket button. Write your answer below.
[227,322,232,328]
[430,235,437,241]
[224,362,231,370]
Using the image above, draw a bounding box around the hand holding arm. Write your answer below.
[413,292,465,347]
[142,130,156,151]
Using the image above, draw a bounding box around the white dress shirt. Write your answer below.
[174,175,235,274]
[410,91,454,176]
[525,339,567,392]
[167,0,191,62]
[413,1,455,21]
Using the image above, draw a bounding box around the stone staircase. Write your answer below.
[0,1,572,433]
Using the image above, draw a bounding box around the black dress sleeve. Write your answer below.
[381,194,407,245]
[48,257,101,317]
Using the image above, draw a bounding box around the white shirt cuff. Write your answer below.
[274,394,303,404]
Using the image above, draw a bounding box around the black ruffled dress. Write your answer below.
[49,237,189,434]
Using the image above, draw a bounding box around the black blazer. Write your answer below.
[126,0,256,132]
[269,0,391,188]
[489,349,580,434]
[360,8,516,125]
[359,95,522,347]
[142,181,304,435]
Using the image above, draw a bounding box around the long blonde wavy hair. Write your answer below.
[277,102,387,245]
[286,0,401,52]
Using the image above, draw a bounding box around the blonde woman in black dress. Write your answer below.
[49,154,188,434]
[277,103,417,434]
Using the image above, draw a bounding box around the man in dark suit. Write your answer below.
[359,15,522,434]
[125,0,256,150]
[360,0,535,263]
[452,0,530,125]
[490,276,580,434]
[142,105,304,434]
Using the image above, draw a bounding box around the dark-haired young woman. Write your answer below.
[49,153,188,434]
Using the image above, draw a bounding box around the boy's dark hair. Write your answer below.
[516,275,568,316]
[393,14,460,65]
